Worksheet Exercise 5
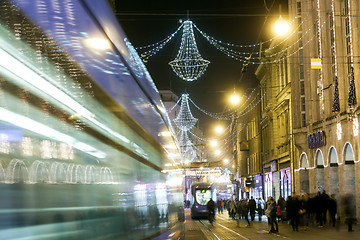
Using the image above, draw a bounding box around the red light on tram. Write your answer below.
[208,186,210,188]
[196,186,198,188]
[195,205,199,208]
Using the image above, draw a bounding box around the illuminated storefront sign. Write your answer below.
[308,131,325,148]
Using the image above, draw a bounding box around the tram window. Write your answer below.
[195,189,211,205]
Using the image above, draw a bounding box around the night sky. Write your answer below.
[115,0,288,135]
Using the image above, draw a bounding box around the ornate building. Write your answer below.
[289,0,360,219]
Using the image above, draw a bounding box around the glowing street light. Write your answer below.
[215,150,221,155]
[215,126,224,134]
[274,15,289,35]
[210,140,218,147]
[229,92,240,105]
[223,159,229,164]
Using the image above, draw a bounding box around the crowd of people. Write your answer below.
[204,191,356,233]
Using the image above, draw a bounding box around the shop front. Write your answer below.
[279,166,291,199]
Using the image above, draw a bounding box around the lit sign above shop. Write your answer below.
[308,131,325,149]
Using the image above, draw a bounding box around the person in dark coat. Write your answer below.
[206,198,216,225]
[268,197,278,233]
[241,199,251,226]
[342,193,356,232]
[320,190,329,226]
[257,203,263,221]
[286,193,300,231]
[327,194,337,227]
[248,196,256,221]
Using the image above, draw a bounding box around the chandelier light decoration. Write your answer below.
[174,94,198,131]
[169,20,210,81]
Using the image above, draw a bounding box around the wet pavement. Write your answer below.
[184,209,359,239]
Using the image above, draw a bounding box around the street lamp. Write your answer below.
[210,140,218,147]
[229,92,241,106]
[215,126,224,134]
[274,15,289,35]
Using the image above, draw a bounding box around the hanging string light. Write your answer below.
[169,20,210,81]
[173,93,198,131]
[137,23,183,62]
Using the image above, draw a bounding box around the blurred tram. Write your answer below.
[0,0,184,239]
[190,182,216,219]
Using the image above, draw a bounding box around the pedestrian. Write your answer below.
[230,199,237,219]
[327,194,337,227]
[286,193,300,231]
[236,199,242,226]
[206,198,216,226]
[266,196,272,224]
[221,199,225,213]
[217,199,222,214]
[257,203,263,221]
[241,199,251,226]
[248,196,256,221]
[298,193,308,230]
[276,205,282,222]
[267,197,278,233]
[342,193,356,232]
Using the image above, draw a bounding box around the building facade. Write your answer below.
[288,0,360,219]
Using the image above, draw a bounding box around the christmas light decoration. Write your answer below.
[336,122,342,140]
[348,67,356,108]
[173,94,198,131]
[137,23,183,62]
[169,20,210,81]
[316,0,324,112]
[332,76,340,112]
[353,117,359,137]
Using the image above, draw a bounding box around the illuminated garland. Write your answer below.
[169,20,210,81]
[173,93,198,131]
[137,23,183,62]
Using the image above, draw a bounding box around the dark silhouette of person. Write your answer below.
[268,197,278,233]
[248,196,256,221]
[286,194,300,231]
[342,193,356,232]
[206,198,216,225]
[327,194,337,227]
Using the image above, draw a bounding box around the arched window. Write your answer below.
[300,153,309,169]
[315,150,324,167]
[344,143,355,164]
[328,147,338,166]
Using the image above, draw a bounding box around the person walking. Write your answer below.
[229,199,237,219]
[217,199,222,214]
[248,196,256,221]
[206,198,216,226]
[257,203,263,221]
[241,199,251,226]
[342,193,356,232]
[327,194,337,227]
[286,193,300,231]
[267,197,278,233]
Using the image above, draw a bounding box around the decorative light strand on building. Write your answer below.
[332,76,340,112]
[316,0,324,112]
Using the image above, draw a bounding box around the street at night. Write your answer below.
[0,0,359,239]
